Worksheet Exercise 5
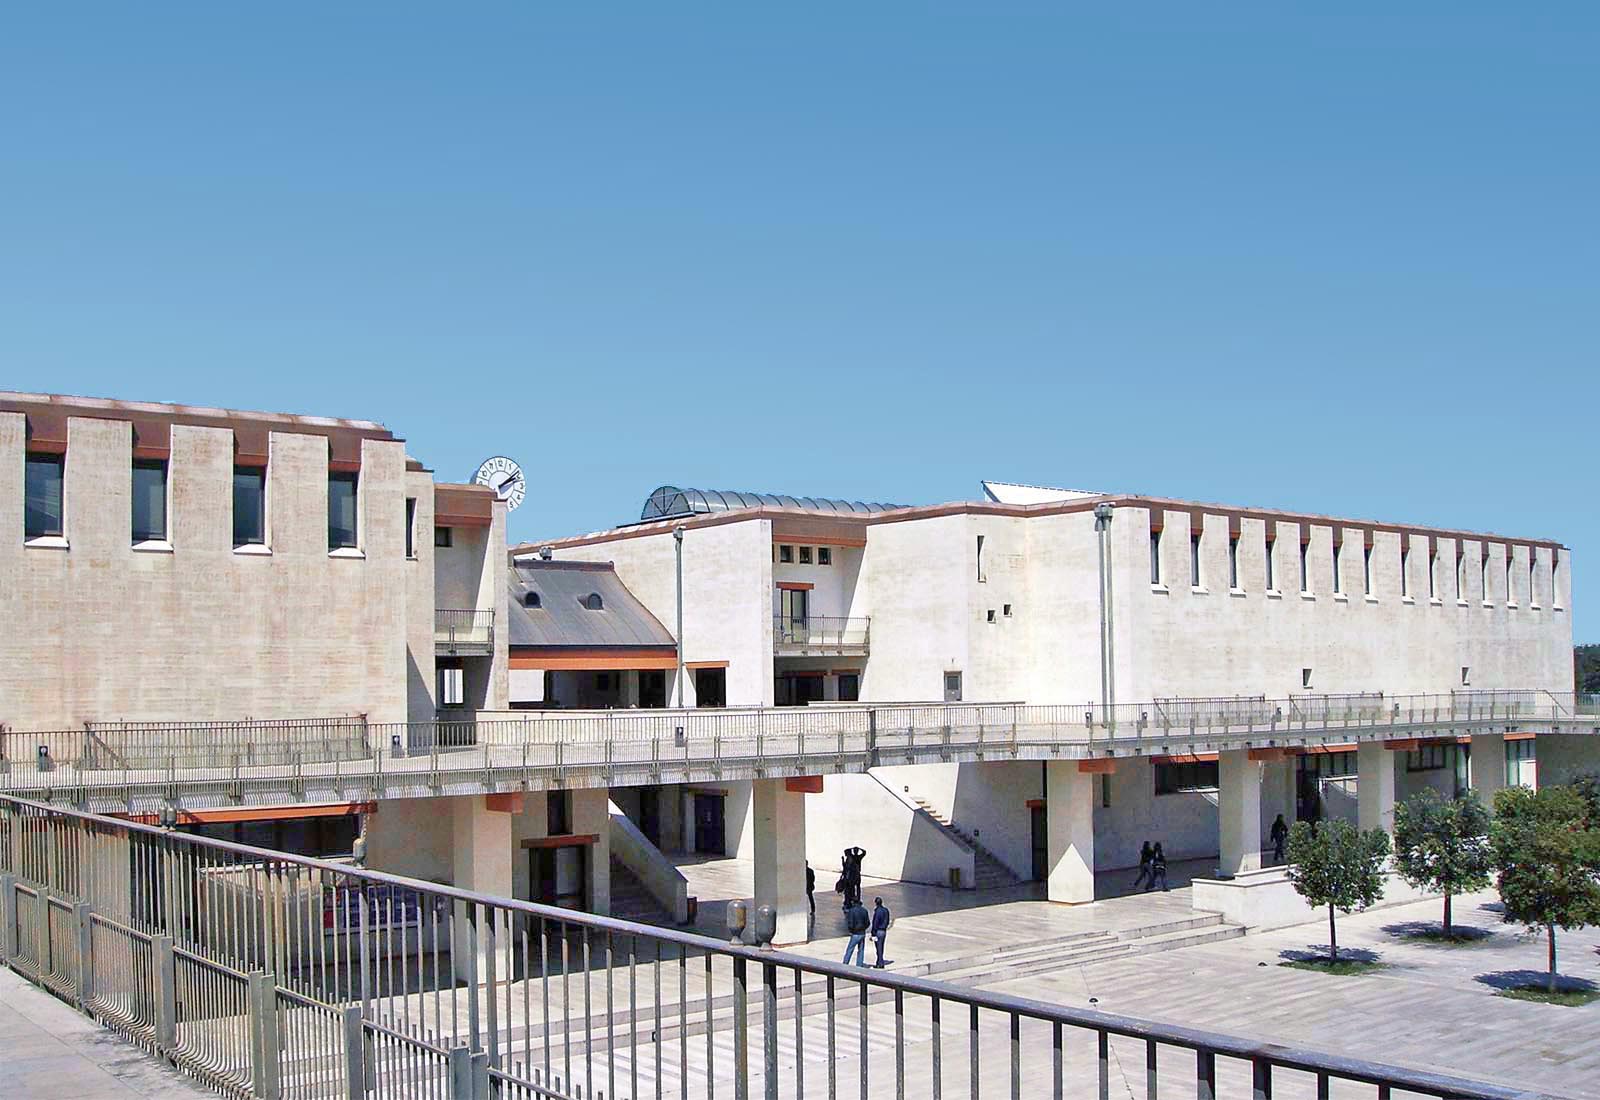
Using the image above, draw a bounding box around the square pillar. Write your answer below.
[1218,750,1262,876]
[1357,742,1397,834]
[451,795,516,985]
[1470,734,1506,802]
[1046,761,1097,903]
[571,788,612,916]
[752,778,810,945]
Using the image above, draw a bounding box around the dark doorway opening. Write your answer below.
[639,787,661,847]
[530,843,589,911]
[638,669,667,708]
[1030,805,1048,881]
[693,793,726,855]
[776,674,825,707]
[837,673,861,702]
[694,667,726,708]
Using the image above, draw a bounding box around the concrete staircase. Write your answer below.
[609,857,673,923]
[907,795,1022,890]
[888,911,1244,987]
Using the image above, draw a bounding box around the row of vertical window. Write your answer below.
[22,452,359,551]
[1149,526,1560,607]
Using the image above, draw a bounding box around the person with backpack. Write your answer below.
[842,899,870,966]
[870,897,893,968]
[1132,840,1154,890]
[1150,843,1169,891]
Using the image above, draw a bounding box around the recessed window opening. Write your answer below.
[1461,666,1471,686]
[976,535,986,583]
[328,471,359,550]
[1481,553,1489,601]
[404,497,417,558]
[1332,541,1343,594]
[132,458,168,543]
[1264,537,1275,590]
[1190,531,1201,587]
[1228,535,1239,590]
[1149,530,1162,585]
[986,609,997,623]
[1302,667,1313,690]
[24,452,65,540]
[1530,557,1537,606]
[1456,549,1465,600]
[1003,603,1013,617]
[1427,546,1436,599]
[435,526,453,548]
[779,544,794,564]
[1362,544,1372,596]
[1553,550,1561,605]
[1506,556,1514,603]
[233,466,267,547]
[548,790,573,837]
[799,546,813,564]
[437,665,464,707]
[1299,541,1309,593]
[1154,760,1220,795]
[818,547,832,566]
[582,593,604,611]
[524,591,541,608]
[1400,547,1409,598]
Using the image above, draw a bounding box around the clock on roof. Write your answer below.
[472,456,525,512]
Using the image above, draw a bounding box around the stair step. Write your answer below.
[940,924,1247,987]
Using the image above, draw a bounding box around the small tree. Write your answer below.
[1285,819,1392,962]
[1392,790,1493,937]
[1490,785,1600,993]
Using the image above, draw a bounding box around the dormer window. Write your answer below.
[582,593,604,611]
[523,591,541,609]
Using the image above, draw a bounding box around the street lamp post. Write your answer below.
[1094,503,1116,725]
[673,525,686,707]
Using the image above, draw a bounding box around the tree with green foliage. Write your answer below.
[1575,644,1600,695]
[1285,820,1392,962]
[1392,790,1493,937]
[1490,785,1600,993]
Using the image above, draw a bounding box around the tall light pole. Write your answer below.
[673,525,686,707]
[1094,503,1116,725]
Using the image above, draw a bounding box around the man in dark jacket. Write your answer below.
[870,897,892,968]
[842,900,870,966]
[1269,814,1290,863]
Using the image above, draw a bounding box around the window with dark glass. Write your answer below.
[1400,548,1409,597]
[818,547,832,566]
[131,459,167,543]
[1332,542,1342,593]
[1228,535,1239,589]
[1190,532,1202,587]
[24,453,64,539]
[1149,530,1162,584]
[404,497,417,558]
[798,545,812,564]
[233,466,266,546]
[1363,545,1372,595]
[1154,760,1219,795]
[1264,537,1276,590]
[435,525,453,548]
[1299,540,1309,592]
[328,471,358,550]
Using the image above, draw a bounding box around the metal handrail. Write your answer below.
[0,794,1568,1100]
[434,608,494,647]
[773,614,870,650]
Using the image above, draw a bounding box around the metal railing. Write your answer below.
[0,794,1563,1100]
[435,609,495,653]
[2,691,1596,813]
[773,615,870,654]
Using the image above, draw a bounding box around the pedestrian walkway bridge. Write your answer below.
[2,691,1595,815]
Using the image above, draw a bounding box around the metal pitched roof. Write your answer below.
[507,561,675,649]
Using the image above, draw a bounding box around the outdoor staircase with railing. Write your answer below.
[609,856,675,923]
[907,794,1022,890]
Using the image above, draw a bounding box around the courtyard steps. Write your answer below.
[609,857,674,923]
[889,912,1244,988]
[907,795,1022,890]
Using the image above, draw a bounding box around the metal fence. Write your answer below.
[436,610,495,653]
[773,616,871,654]
[0,794,1561,1100]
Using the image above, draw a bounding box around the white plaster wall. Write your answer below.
[548,522,773,706]
[1095,756,1220,869]
[772,544,864,620]
[0,414,411,729]
[857,515,971,702]
[1534,735,1600,787]
[364,796,457,884]
[405,470,438,721]
[804,772,975,887]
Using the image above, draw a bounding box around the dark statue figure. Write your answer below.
[836,846,867,909]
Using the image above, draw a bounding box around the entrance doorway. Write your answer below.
[694,667,726,708]
[1030,805,1048,881]
[530,843,589,910]
[837,673,860,702]
[693,794,726,855]
[776,674,825,707]
[638,669,667,708]
[639,787,661,847]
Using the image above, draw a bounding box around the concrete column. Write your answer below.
[571,788,612,916]
[752,779,809,945]
[450,795,516,984]
[1218,750,1262,876]
[1357,742,1397,834]
[1470,734,1506,803]
[622,672,641,708]
[1045,762,1096,904]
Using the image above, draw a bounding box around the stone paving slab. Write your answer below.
[0,965,216,1100]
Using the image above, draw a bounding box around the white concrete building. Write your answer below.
[514,483,1574,898]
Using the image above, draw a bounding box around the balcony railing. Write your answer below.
[435,608,494,654]
[0,793,1556,1100]
[773,614,870,655]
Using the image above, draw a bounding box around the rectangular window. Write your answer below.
[798,545,813,564]
[1553,550,1561,606]
[1400,547,1409,597]
[1299,541,1309,593]
[1530,557,1538,606]
[943,671,963,702]
[1506,556,1514,604]
[818,547,832,566]
[986,609,996,623]
[779,544,794,564]
[1003,603,1012,617]
[328,471,359,550]
[1505,738,1536,788]
[548,790,573,836]
[404,498,417,559]
[1149,530,1162,584]
[1481,554,1489,601]
[24,453,65,539]
[131,459,168,543]
[1456,549,1465,601]
[1190,532,1201,588]
[1308,750,1357,778]
[1154,760,1220,795]
[1362,545,1372,596]
[1406,745,1449,772]
[1302,667,1313,689]
[232,466,267,547]
[1101,774,1112,808]
[1228,535,1239,590]
[1461,665,1471,686]
[1264,537,1275,591]
[437,665,464,706]
[976,535,986,582]
[1332,542,1342,594]
[1427,547,1436,599]
[435,525,453,548]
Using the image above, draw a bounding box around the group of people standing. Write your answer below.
[1133,841,1169,891]
[806,846,893,968]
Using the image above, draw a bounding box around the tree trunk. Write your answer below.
[1548,925,1558,994]
[1442,892,1452,937]
[1328,904,1338,963]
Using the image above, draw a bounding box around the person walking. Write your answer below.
[1269,814,1289,864]
[1150,843,1169,891]
[806,864,816,915]
[1132,841,1154,890]
[870,897,893,968]
[842,899,870,967]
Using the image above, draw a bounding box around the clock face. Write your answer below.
[472,456,526,512]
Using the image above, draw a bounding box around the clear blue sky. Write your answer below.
[3,5,1595,640]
